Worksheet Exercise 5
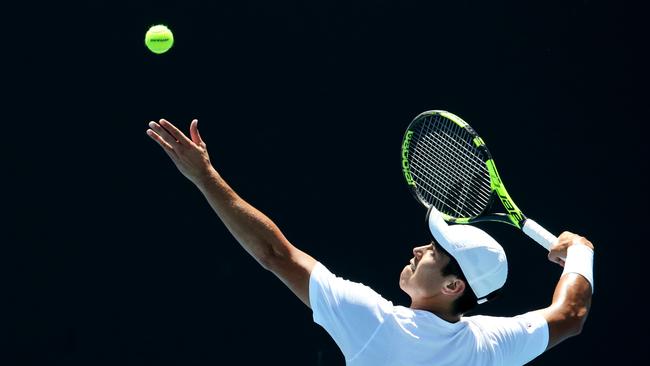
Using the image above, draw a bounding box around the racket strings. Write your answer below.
[411,137,488,215]
[418,118,491,215]
[410,147,488,213]
[408,115,492,218]
[431,124,491,201]
[419,124,489,197]
[410,120,486,202]
[419,120,491,215]
[411,135,489,216]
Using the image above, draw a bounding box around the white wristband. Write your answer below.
[562,241,594,294]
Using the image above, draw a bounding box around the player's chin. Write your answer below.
[399,265,412,287]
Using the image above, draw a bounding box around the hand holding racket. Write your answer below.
[401,110,557,250]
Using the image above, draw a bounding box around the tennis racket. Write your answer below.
[401,110,557,250]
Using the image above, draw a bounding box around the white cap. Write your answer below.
[427,207,508,303]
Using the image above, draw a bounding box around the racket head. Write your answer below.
[401,110,497,223]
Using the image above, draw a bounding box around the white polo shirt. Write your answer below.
[309,262,548,366]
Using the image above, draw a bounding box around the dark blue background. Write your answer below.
[4,0,647,364]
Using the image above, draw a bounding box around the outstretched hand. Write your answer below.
[146,119,214,184]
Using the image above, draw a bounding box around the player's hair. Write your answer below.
[436,243,479,315]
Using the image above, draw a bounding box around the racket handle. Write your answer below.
[522,219,557,251]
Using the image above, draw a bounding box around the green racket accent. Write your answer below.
[485,159,524,227]
[440,111,468,127]
[447,217,471,224]
[402,130,416,186]
[473,136,485,147]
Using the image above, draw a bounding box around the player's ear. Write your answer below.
[441,278,465,297]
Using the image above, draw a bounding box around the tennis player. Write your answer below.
[146,118,594,366]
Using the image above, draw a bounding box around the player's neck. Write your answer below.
[409,300,461,323]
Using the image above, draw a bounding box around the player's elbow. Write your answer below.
[256,241,292,272]
[566,317,584,337]
[561,302,590,337]
[257,252,275,271]
[542,288,592,348]
[256,247,283,271]
[573,306,590,335]
[566,320,586,339]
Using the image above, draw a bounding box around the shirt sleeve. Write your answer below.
[309,262,392,361]
[478,311,549,365]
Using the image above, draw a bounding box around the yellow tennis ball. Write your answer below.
[145,25,174,54]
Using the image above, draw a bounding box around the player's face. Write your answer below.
[399,242,452,299]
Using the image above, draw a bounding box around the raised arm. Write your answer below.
[146,119,317,307]
[533,231,594,350]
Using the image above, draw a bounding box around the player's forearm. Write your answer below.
[550,273,592,332]
[535,235,595,349]
[193,167,291,267]
[553,242,594,331]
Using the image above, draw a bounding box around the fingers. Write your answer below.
[558,231,575,241]
[148,121,179,148]
[159,119,192,145]
[147,126,175,151]
[547,252,566,267]
[189,119,204,146]
[572,235,594,251]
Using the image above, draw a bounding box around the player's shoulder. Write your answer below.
[462,312,548,338]
[462,314,519,332]
[463,312,541,322]
[311,262,393,307]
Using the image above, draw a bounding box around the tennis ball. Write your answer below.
[145,25,174,54]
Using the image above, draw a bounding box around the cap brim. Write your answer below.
[426,206,455,253]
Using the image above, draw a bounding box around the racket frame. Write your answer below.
[401,110,527,229]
